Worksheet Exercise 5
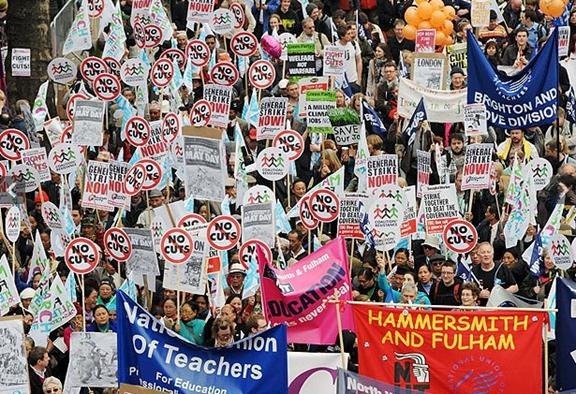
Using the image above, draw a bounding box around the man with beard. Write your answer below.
[433,133,466,184]
[497,128,539,165]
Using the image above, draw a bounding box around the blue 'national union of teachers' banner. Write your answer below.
[467,29,558,130]
[116,291,288,394]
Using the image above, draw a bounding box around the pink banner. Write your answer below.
[258,237,354,344]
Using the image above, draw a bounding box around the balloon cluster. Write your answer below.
[539,0,569,18]
[402,0,456,46]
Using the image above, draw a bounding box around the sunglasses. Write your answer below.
[46,389,60,393]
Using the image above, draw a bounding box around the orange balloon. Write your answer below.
[430,10,446,27]
[403,24,417,40]
[430,0,445,10]
[415,0,428,5]
[404,7,421,26]
[443,5,456,19]
[417,2,434,20]
[546,0,565,17]
[435,31,446,46]
[443,19,454,34]
[539,0,551,13]
[418,20,433,29]
[445,35,454,45]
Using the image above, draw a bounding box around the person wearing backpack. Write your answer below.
[429,261,463,306]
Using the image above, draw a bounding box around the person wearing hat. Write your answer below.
[449,67,466,90]
[96,278,117,311]
[8,288,35,317]
[148,101,162,121]
[136,189,165,228]
[80,216,99,242]
[225,260,247,298]
[478,10,508,45]
[227,99,249,141]
[428,253,447,279]
[413,235,442,277]
[224,178,239,214]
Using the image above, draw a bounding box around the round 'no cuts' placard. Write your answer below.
[65,237,100,274]
[207,215,241,251]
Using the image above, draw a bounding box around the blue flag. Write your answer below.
[116,290,288,393]
[275,200,291,235]
[556,278,576,391]
[358,200,375,248]
[467,28,558,129]
[455,259,480,285]
[335,73,353,99]
[361,99,387,139]
[242,89,259,127]
[566,86,576,123]
[528,232,544,278]
[402,97,427,147]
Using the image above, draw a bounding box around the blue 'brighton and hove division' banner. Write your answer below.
[555,278,576,392]
[116,290,288,394]
[467,28,558,129]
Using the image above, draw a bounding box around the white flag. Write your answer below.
[102,0,126,61]
[62,0,92,55]
[0,255,21,316]
[32,81,49,132]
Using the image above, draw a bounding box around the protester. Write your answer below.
[28,347,51,394]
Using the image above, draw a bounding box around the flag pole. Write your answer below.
[543,297,549,392]
[332,290,347,369]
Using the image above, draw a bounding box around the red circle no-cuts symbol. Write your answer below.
[103,227,133,262]
[249,60,276,90]
[309,189,340,222]
[186,40,210,67]
[65,237,100,274]
[273,130,304,161]
[161,112,180,144]
[161,48,186,70]
[207,215,242,251]
[299,195,318,230]
[80,56,109,83]
[229,3,246,29]
[239,239,272,270]
[144,24,163,48]
[137,158,162,191]
[151,58,174,88]
[123,163,147,196]
[103,57,122,77]
[230,31,258,57]
[125,116,151,147]
[178,213,207,232]
[442,218,478,254]
[190,99,212,126]
[93,73,121,101]
[87,0,105,18]
[134,22,146,49]
[160,228,194,264]
[0,128,30,161]
[210,62,239,86]
[66,93,90,120]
